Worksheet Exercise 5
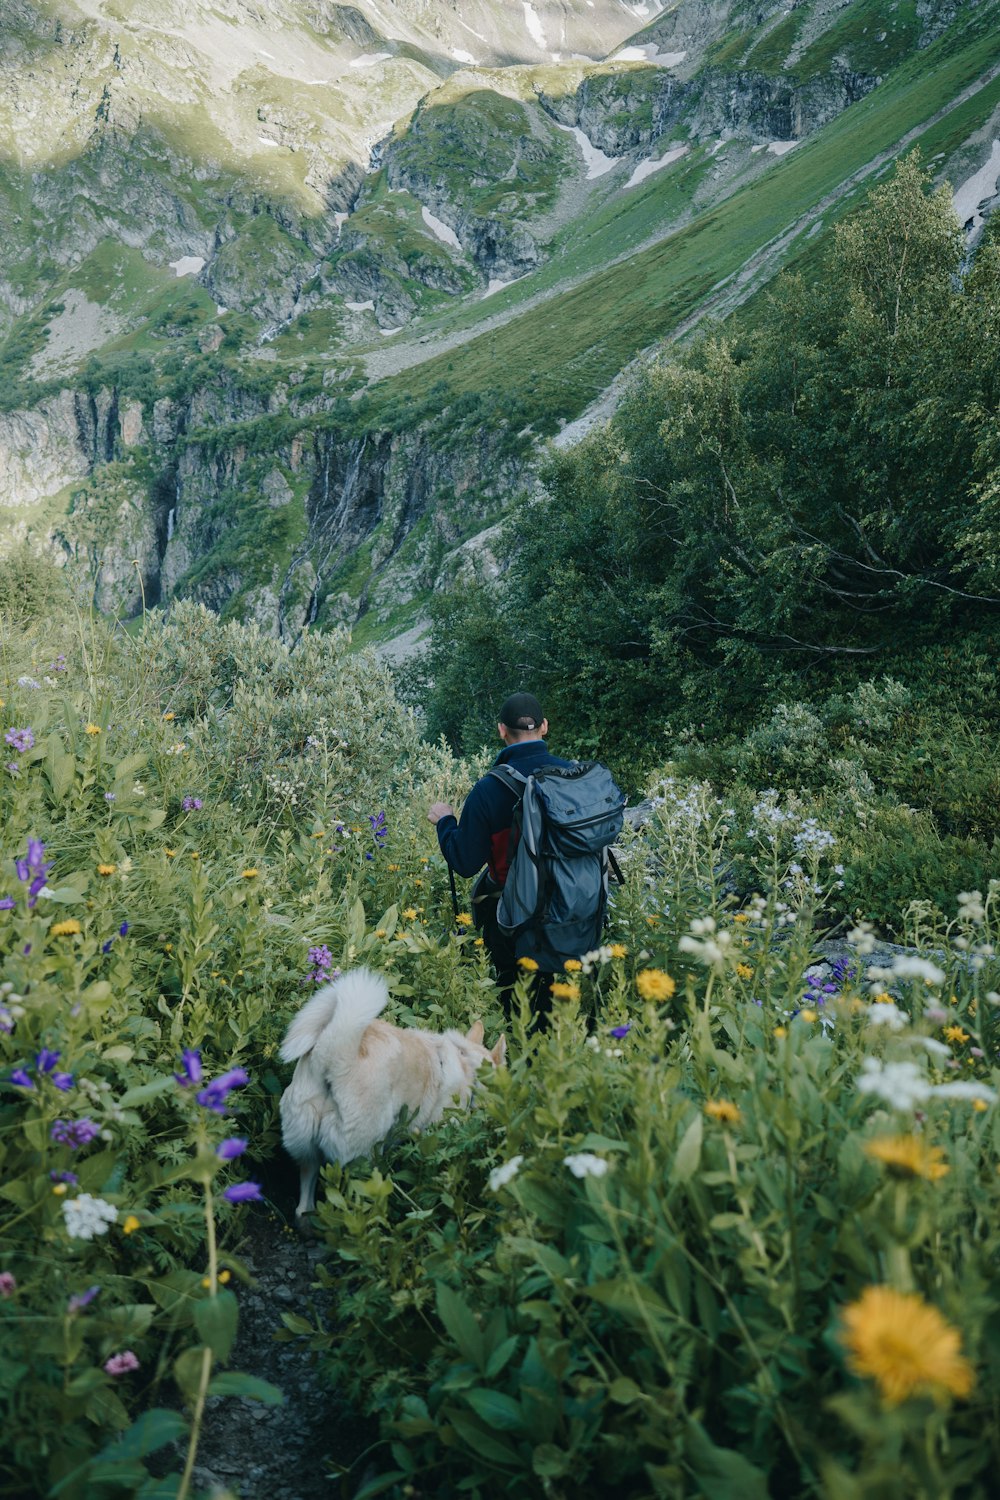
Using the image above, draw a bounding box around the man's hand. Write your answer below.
[427,801,454,825]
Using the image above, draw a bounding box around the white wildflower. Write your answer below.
[956,890,986,923]
[847,922,877,955]
[891,956,946,985]
[866,1002,909,1032]
[487,1156,523,1192]
[132,780,146,797]
[563,1152,609,1180]
[931,1080,998,1104]
[856,1059,931,1110]
[918,1037,952,1057]
[62,1194,118,1241]
[987,992,1000,1007]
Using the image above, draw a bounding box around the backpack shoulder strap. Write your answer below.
[487,764,529,794]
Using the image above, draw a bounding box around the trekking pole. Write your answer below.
[448,864,461,919]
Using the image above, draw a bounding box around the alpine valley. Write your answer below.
[2,0,999,647]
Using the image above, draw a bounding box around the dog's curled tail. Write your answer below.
[279,967,389,1064]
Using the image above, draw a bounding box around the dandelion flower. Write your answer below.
[454,912,473,927]
[839,1286,974,1404]
[402,907,418,921]
[122,1215,142,1234]
[517,957,539,972]
[164,848,177,858]
[162,712,175,721]
[704,1099,741,1124]
[564,959,583,972]
[944,1025,970,1045]
[773,1026,787,1038]
[800,1008,818,1023]
[242,868,259,879]
[550,981,580,1001]
[636,969,675,1001]
[733,912,749,924]
[96,864,116,877]
[84,724,101,736]
[609,944,627,959]
[50,920,82,938]
[864,1136,949,1181]
[735,963,753,979]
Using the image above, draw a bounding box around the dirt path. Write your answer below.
[188,1204,377,1500]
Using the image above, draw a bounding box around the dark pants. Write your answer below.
[476,887,552,1034]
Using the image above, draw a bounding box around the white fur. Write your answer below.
[279,967,506,1217]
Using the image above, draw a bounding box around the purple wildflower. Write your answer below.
[68,1284,100,1313]
[50,655,67,673]
[216,1138,248,1160]
[4,728,34,754]
[36,1049,60,1074]
[0,1007,12,1033]
[5,763,19,777]
[104,792,116,803]
[52,1072,74,1092]
[222,1181,262,1204]
[610,1022,632,1039]
[0,1272,16,1298]
[104,1351,140,1376]
[101,940,113,955]
[0,897,14,912]
[119,921,129,938]
[51,1169,79,1185]
[14,838,52,909]
[306,944,334,985]
[368,811,388,847]
[174,1049,202,1088]
[196,1067,249,1116]
[182,796,203,812]
[51,1118,100,1149]
[10,1069,33,1089]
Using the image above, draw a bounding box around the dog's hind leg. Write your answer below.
[295,1153,322,1219]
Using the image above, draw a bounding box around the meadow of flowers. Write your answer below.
[2,597,1000,1499]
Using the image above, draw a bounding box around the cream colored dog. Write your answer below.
[279,966,506,1218]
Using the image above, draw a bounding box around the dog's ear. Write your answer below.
[490,1035,507,1067]
[466,1019,485,1044]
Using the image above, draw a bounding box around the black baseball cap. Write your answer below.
[499,692,544,730]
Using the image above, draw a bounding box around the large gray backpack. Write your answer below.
[488,761,626,970]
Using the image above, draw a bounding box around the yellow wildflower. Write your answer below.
[190,851,199,860]
[839,1286,974,1405]
[773,1025,787,1038]
[420,857,429,864]
[122,1215,142,1235]
[96,863,116,877]
[635,969,675,1002]
[414,879,423,888]
[800,1008,818,1022]
[735,962,753,979]
[973,1098,989,1113]
[311,831,325,839]
[387,863,400,872]
[455,913,473,926]
[375,929,387,939]
[219,1269,231,1284]
[402,907,418,921]
[864,1136,949,1181]
[162,711,175,721]
[164,847,177,858]
[518,957,539,972]
[944,1025,970,1045]
[609,944,627,959]
[84,723,101,736]
[873,992,895,1005]
[50,919,81,937]
[704,1099,741,1125]
[474,938,484,948]
[733,912,749,924]
[242,868,259,879]
[52,1182,68,1196]
[564,959,583,972]
[550,981,580,1001]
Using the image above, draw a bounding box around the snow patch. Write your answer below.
[768,140,797,155]
[350,52,392,69]
[258,48,274,59]
[169,256,206,277]
[626,143,687,188]
[257,136,280,149]
[333,212,348,238]
[451,48,477,64]
[523,2,546,49]
[552,120,620,180]
[483,276,524,298]
[751,143,767,154]
[216,305,228,315]
[615,43,686,66]
[421,206,462,252]
[379,326,402,337]
[345,300,375,312]
[953,140,1000,231]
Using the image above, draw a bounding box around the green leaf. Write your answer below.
[118,1075,177,1108]
[279,1311,315,1336]
[207,1372,283,1404]
[673,1113,703,1184]
[346,897,366,951]
[173,1347,207,1403]
[683,1419,770,1500]
[608,1376,644,1405]
[485,1335,521,1380]
[351,1472,407,1500]
[97,1409,187,1462]
[463,1389,524,1432]
[533,1444,571,1479]
[435,1281,485,1370]
[445,1410,519,1467]
[194,1290,238,1361]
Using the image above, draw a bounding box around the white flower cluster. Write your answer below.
[579,945,615,974]
[678,915,733,967]
[792,819,836,855]
[847,920,877,955]
[867,955,946,988]
[563,1153,609,1179]
[165,742,187,757]
[650,778,730,834]
[487,1155,523,1192]
[857,1058,998,1110]
[866,1001,909,1032]
[956,890,986,923]
[62,1193,118,1241]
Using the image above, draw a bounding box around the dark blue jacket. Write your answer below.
[436,739,573,882]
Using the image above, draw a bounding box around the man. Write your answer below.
[428,692,571,1028]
